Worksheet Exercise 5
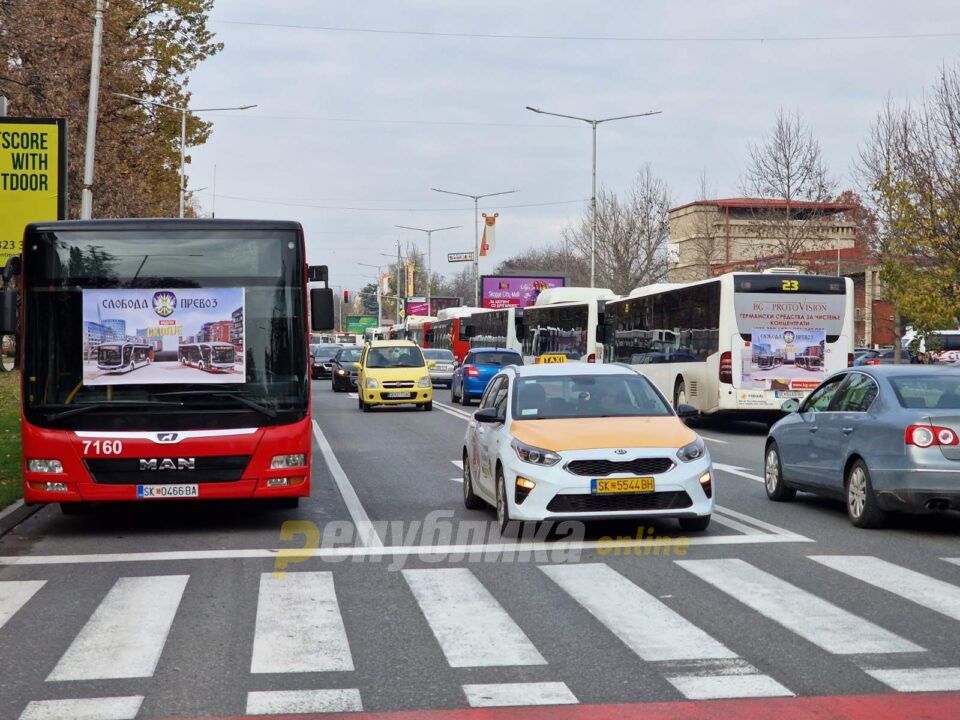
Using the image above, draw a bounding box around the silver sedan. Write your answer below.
[764,366,960,528]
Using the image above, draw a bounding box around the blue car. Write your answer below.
[450,348,523,406]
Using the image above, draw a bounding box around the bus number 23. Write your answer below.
[781,279,799,291]
[82,440,123,455]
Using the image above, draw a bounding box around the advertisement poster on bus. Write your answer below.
[81,288,245,386]
[742,329,826,389]
[481,274,567,309]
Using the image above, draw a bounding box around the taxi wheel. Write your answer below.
[423,401,433,411]
[764,443,796,502]
[496,469,521,538]
[679,515,711,532]
[846,460,886,529]
[462,452,484,510]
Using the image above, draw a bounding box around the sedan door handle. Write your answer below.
[842,427,855,435]
[809,426,819,434]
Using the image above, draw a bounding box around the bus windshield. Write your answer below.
[22,224,307,430]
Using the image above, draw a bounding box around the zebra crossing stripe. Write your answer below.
[47,575,189,681]
[18,696,143,720]
[811,555,960,623]
[862,667,960,692]
[403,567,546,667]
[462,682,577,707]
[677,559,922,655]
[251,572,354,674]
[0,580,45,631]
[245,689,362,715]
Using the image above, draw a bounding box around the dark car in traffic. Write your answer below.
[764,366,960,527]
[330,346,362,391]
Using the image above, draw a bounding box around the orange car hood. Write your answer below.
[510,416,696,452]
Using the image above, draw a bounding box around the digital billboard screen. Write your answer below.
[481,274,567,309]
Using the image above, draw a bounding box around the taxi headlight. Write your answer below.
[365,378,379,389]
[677,438,706,463]
[417,376,431,388]
[511,439,560,466]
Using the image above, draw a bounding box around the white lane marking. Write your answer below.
[700,435,728,444]
[713,505,802,537]
[677,559,922,655]
[542,564,735,662]
[862,667,960,692]
[713,463,763,482]
[19,696,143,720]
[709,513,763,535]
[945,558,960,568]
[666,673,792,700]
[403,567,546,667]
[48,575,189,681]
[811,556,960,623]
[347,393,358,399]
[0,531,813,567]
[312,419,384,548]
[0,580,45,630]
[434,400,473,418]
[251,572,353,674]
[449,478,464,483]
[246,689,362,714]
[462,682,577,707]
[451,460,464,470]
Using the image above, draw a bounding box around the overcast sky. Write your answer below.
[187,1,960,292]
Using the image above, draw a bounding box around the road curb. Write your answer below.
[0,499,41,537]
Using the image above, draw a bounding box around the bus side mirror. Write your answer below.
[596,324,608,343]
[308,265,328,283]
[310,288,335,331]
[0,291,18,335]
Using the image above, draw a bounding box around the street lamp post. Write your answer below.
[114,93,256,217]
[525,106,661,287]
[395,225,461,314]
[80,0,106,219]
[431,188,518,306]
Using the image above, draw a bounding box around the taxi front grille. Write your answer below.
[382,381,415,389]
[566,458,674,477]
[85,455,251,484]
[547,490,692,514]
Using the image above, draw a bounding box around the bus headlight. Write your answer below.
[365,378,379,389]
[677,438,706,463]
[28,459,63,473]
[417,376,431,388]
[271,454,306,469]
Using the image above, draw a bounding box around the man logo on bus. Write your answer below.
[153,291,177,318]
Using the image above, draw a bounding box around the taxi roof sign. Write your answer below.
[536,354,568,364]
[0,117,67,267]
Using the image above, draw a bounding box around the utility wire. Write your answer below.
[210,113,575,129]
[212,19,960,43]
[198,191,588,212]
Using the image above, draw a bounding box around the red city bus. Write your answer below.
[1,218,334,512]
[426,307,476,363]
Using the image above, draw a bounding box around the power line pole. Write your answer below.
[80,0,106,219]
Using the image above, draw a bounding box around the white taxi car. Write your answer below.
[461,363,714,535]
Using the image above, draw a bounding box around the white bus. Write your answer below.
[520,287,619,364]
[468,307,522,353]
[178,342,237,372]
[406,315,437,347]
[97,342,152,373]
[603,270,854,420]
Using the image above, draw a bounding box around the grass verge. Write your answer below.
[0,372,21,510]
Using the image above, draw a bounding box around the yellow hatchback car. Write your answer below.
[355,340,436,412]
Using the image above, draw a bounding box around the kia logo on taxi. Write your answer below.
[139,458,195,471]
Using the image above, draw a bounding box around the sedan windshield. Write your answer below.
[367,347,425,368]
[423,349,454,362]
[338,348,362,363]
[513,374,672,419]
[474,352,522,367]
[891,375,960,409]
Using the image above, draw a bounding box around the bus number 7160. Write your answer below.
[82,440,123,455]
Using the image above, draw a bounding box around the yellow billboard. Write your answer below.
[0,118,67,267]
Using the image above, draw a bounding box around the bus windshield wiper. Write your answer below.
[46,399,184,422]
[154,390,278,418]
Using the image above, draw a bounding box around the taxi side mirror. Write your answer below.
[676,403,699,419]
[475,407,502,424]
[427,360,436,369]
[352,362,361,370]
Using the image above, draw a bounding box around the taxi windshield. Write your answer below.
[513,374,672,419]
[367,346,425,368]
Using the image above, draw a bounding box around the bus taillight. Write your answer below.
[847,353,854,367]
[719,351,733,384]
[586,353,596,363]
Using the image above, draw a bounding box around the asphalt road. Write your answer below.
[0,382,959,719]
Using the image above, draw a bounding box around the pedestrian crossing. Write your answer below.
[2,555,960,718]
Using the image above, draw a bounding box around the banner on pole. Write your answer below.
[405,263,415,296]
[479,213,498,257]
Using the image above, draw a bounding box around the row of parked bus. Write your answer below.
[363,269,857,422]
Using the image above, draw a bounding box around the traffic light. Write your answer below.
[343,289,349,304]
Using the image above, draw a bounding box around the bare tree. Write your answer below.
[741,108,836,264]
[685,170,723,279]
[494,245,589,287]
[562,165,671,294]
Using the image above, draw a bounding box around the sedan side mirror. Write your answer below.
[676,403,699,419]
[475,407,503,424]
[781,399,800,413]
